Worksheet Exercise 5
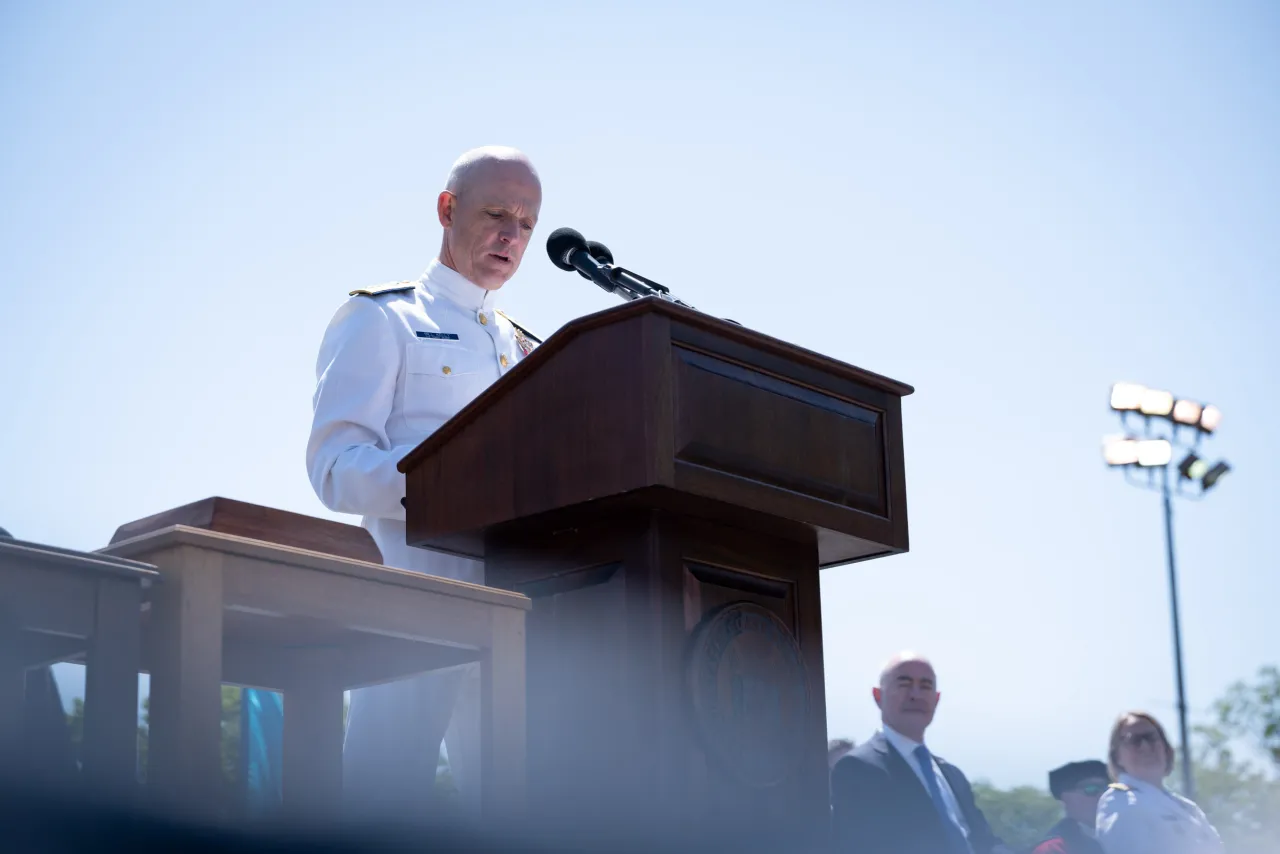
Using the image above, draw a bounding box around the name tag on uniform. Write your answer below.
[416,331,459,340]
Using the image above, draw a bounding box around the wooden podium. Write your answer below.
[398,298,912,843]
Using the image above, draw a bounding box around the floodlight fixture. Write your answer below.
[1136,439,1173,467]
[1139,388,1175,417]
[1110,382,1146,411]
[1199,405,1222,434]
[1202,461,1230,491]
[1172,400,1203,426]
[1177,453,1210,482]
[1103,435,1140,466]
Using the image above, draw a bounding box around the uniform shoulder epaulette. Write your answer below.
[496,310,543,344]
[1108,782,1130,792]
[349,281,416,297]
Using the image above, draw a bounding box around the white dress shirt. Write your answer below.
[881,725,973,843]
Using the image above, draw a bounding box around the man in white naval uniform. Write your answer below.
[305,145,542,821]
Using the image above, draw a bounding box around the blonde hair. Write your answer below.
[1107,710,1176,780]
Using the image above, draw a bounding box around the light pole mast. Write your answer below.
[1159,466,1194,798]
[1102,382,1230,800]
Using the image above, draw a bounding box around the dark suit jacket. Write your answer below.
[831,732,1003,854]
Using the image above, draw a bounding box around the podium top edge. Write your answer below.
[398,296,914,474]
[643,298,913,393]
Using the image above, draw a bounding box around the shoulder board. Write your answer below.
[1108,782,1130,792]
[349,281,416,297]
[496,310,542,344]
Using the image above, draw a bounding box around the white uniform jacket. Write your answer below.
[306,257,536,577]
[1096,773,1224,854]
[305,258,537,816]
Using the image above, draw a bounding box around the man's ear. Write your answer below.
[437,190,456,228]
[872,686,882,709]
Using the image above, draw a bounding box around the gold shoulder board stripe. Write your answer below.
[349,281,416,297]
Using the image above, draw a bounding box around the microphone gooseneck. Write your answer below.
[544,227,695,309]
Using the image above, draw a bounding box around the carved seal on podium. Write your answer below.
[686,600,811,788]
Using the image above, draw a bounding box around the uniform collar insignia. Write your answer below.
[497,310,541,356]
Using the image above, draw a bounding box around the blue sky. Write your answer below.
[2,1,1278,789]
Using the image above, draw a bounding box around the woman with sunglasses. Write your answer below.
[1096,711,1223,853]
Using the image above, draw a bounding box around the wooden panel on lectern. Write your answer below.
[400,298,911,568]
[671,346,886,514]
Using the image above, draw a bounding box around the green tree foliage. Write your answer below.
[1175,752,1280,854]
[221,685,241,784]
[1209,665,1280,768]
[970,781,1062,851]
[67,697,85,747]
[1185,665,1280,854]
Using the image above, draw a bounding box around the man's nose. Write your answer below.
[498,222,518,243]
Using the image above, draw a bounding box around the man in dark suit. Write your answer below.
[831,652,1010,854]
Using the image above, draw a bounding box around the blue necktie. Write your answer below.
[913,744,971,854]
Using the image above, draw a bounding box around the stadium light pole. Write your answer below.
[1102,383,1230,801]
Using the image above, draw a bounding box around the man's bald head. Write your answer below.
[873,651,940,742]
[437,145,542,290]
[878,651,936,689]
[444,145,541,199]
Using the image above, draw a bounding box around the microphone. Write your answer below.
[547,227,620,296]
[546,227,694,308]
[578,239,613,280]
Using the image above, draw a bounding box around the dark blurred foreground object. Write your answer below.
[0,780,833,854]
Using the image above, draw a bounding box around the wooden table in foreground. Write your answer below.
[100,521,530,823]
[0,536,157,792]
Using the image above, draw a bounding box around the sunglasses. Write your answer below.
[1074,782,1108,796]
[1122,730,1162,748]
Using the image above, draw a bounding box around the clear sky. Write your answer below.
[2,1,1278,790]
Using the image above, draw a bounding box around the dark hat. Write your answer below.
[1048,760,1109,798]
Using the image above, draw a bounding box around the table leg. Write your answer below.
[481,609,526,823]
[0,619,24,767]
[82,577,142,794]
[145,549,224,817]
[281,673,344,819]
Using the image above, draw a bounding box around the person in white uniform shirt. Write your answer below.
[306,145,542,821]
[830,652,1011,854]
[1096,711,1223,854]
